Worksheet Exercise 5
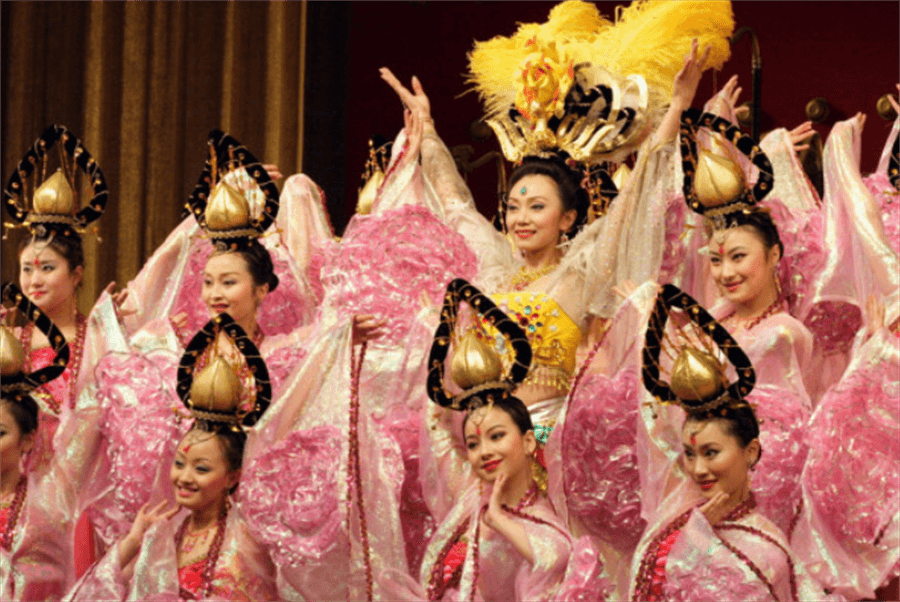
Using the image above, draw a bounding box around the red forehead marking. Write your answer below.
[33,257,41,267]
[717,243,725,256]
[475,425,482,437]
[182,444,191,454]
[690,433,697,447]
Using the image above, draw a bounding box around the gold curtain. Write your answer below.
[1,0,307,310]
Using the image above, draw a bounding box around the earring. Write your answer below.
[773,270,782,299]
[559,231,569,244]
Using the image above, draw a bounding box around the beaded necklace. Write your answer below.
[21,312,87,412]
[346,342,374,601]
[511,261,559,291]
[721,297,783,333]
[0,477,28,551]
[175,500,229,600]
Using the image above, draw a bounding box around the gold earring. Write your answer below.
[773,270,782,299]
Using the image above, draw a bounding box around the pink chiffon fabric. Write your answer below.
[794,328,899,600]
[628,483,836,602]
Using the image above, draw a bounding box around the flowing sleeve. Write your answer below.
[513,504,577,602]
[793,327,900,600]
[276,173,335,274]
[550,136,677,323]
[420,129,517,292]
[418,403,472,523]
[62,530,131,602]
[806,117,899,351]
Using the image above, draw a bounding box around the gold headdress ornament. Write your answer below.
[3,125,108,239]
[680,108,774,222]
[176,313,271,431]
[1,283,70,404]
[468,0,734,165]
[642,284,755,415]
[357,135,393,216]
[187,130,280,252]
[427,279,532,412]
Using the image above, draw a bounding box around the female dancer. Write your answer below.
[1,284,75,600]
[67,314,279,600]
[668,109,817,537]
[3,125,111,577]
[632,284,832,601]
[381,0,734,444]
[379,279,606,601]
[792,104,900,600]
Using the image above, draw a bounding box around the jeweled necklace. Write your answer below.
[722,297,783,333]
[511,261,559,291]
[175,499,229,600]
[0,477,28,551]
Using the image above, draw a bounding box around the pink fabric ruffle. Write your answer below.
[562,367,646,550]
[169,234,313,338]
[764,198,827,317]
[87,351,184,544]
[659,191,689,285]
[747,385,810,536]
[552,535,613,602]
[804,300,863,356]
[803,357,899,545]
[318,204,477,347]
[262,344,307,397]
[663,554,773,601]
[239,424,345,569]
[864,172,900,254]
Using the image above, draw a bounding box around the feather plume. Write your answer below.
[594,1,734,99]
[468,0,613,116]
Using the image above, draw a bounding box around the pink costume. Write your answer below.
[628,483,835,602]
[791,116,900,600]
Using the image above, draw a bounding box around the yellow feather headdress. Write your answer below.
[468,0,734,164]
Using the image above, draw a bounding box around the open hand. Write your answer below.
[352,314,386,345]
[672,38,712,109]
[788,121,816,153]
[105,282,136,318]
[482,470,508,530]
[261,164,283,182]
[126,501,179,544]
[699,491,732,526]
[380,68,433,127]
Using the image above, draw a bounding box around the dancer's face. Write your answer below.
[681,419,759,501]
[202,253,266,329]
[0,403,33,476]
[19,243,82,316]
[171,430,239,514]
[464,406,536,483]
[708,227,779,307]
[505,175,576,254]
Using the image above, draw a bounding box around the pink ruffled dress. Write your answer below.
[791,116,900,600]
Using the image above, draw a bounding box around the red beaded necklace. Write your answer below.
[722,297,784,333]
[0,477,28,551]
[346,341,374,601]
[175,500,229,600]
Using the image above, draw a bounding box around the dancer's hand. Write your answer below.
[380,68,434,130]
[699,491,732,526]
[889,84,900,114]
[262,164,283,182]
[788,121,816,153]
[854,111,867,132]
[482,470,509,531]
[352,314,386,345]
[402,106,425,167]
[717,74,742,111]
[119,501,179,568]
[672,38,712,110]
[105,281,136,318]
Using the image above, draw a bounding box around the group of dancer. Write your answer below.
[1,1,897,601]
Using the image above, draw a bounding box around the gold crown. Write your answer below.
[670,347,728,402]
[32,170,76,216]
[450,331,504,390]
[189,357,243,415]
[0,325,25,377]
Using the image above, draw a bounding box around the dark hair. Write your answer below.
[461,394,534,438]
[1,397,40,437]
[506,156,590,238]
[684,402,763,464]
[709,209,784,260]
[215,243,279,292]
[17,230,86,272]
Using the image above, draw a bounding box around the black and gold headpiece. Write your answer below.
[0,283,69,403]
[889,127,899,192]
[642,284,755,414]
[3,125,108,238]
[679,108,774,221]
[187,130,280,252]
[176,313,271,430]
[427,279,532,411]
